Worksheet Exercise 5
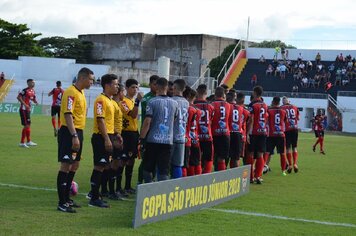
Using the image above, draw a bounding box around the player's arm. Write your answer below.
[64,113,80,152]
[246,114,253,143]
[128,93,143,119]
[32,94,38,105]
[97,117,113,153]
[139,117,152,139]
[48,89,54,97]
[17,92,30,110]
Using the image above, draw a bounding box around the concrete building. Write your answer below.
[79,33,239,85]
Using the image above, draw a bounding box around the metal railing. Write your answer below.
[328,94,346,112]
[337,91,356,97]
[216,41,243,84]
[237,90,328,99]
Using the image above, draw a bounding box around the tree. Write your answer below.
[208,43,240,80]
[249,40,296,49]
[38,36,93,63]
[0,18,46,59]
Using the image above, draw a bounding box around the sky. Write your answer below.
[1,0,356,49]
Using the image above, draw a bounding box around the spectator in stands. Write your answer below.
[274,47,280,60]
[0,72,4,81]
[279,63,287,79]
[286,49,289,60]
[258,55,266,63]
[335,69,342,86]
[274,63,281,77]
[291,85,299,97]
[315,52,321,64]
[328,63,335,72]
[326,70,331,82]
[338,53,344,63]
[298,61,306,72]
[314,74,321,88]
[281,47,286,61]
[324,81,332,92]
[266,64,274,76]
[309,76,316,88]
[316,63,323,72]
[347,60,353,69]
[307,61,313,71]
[301,76,309,88]
[342,75,350,86]
[297,53,303,63]
[251,74,257,86]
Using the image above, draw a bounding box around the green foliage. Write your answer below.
[38,36,93,63]
[250,40,296,49]
[0,18,47,59]
[208,44,240,80]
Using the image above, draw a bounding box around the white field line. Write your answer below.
[208,208,356,228]
[0,182,135,202]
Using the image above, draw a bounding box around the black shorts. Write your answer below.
[248,135,267,153]
[121,131,139,160]
[230,132,243,160]
[183,146,190,168]
[91,133,115,166]
[200,141,214,162]
[143,142,172,176]
[189,145,201,166]
[213,135,230,159]
[19,109,31,126]
[314,130,324,138]
[58,126,83,163]
[285,130,298,148]
[267,136,286,154]
[51,106,60,117]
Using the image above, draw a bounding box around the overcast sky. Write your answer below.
[1,0,356,49]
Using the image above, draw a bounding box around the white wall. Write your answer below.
[0,59,22,79]
[342,111,356,133]
[247,48,356,61]
[337,96,356,110]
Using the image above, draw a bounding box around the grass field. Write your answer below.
[0,112,356,235]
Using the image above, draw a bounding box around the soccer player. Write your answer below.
[246,86,268,184]
[211,87,231,171]
[236,92,250,165]
[117,79,142,195]
[267,97,288,175]
[281,96,300,173]
[313,109,326,155]
[171,79,189,178]
[89,74,119,208]
[48,81,64,137]
[226,92,244,168]
[17,79,38,148]
[137,75,159,185]
[140,77,178,182]
[56,67,94,213]
[194,84,215,173]
[183,87,202,176]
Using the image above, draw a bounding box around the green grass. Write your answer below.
[0,112,356,235]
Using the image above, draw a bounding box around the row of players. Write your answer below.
[16,68,326,213]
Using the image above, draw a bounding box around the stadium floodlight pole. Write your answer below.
[245,16,250,49]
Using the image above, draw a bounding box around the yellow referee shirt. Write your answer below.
[113,100,123,134]
[93,94,115,134]
[119,96,138,132]
[60,85,87,130]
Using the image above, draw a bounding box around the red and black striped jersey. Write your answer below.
[281,104,299,131]
[267,107,287,137]
[194,99,214,141]
[211,99,231,136]
[248,99,268,136]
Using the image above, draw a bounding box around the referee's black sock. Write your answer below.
[65,171,75,202]
[90,169,102,201]
[108,168,116,194]
[57,171,67,205]
[101,169,109,194]
[125,165,134,190]
[116,166,124,191]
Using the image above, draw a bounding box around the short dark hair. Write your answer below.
[226,92,235,103]
[221,84,229,90]
[229,88,237,94]
[149,75,159,84]
[214,86,225,98]
[253,85,263,97]
[156,77,168,88]
[183,86,191,98]
[197,84,207,95]
[125,78,138,88]
[173,79,186,92]
[101,74,118,89]
[56,81,61,86]
[27,79,34,83]
[236,92,245,101]
[272,96,280,105]
[77,67,94,80]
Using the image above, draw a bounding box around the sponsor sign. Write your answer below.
[0,103,50,115]
[133,165,250,228]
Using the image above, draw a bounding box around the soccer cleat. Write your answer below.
[293,165,299,173]
[263,165,269,174]
[312,146,316,152]
[67,199,81,208]
[255,177,263,184]
[320,151,326,155]
[57,203,76,213]
[282,171,287,176]
[117,189,129,197]
[108,193,124,201]
[19,143,29,148]
[86,192,92,200]
[26,141,37,146]
[89,199,110,208]
[287,166,293,174]
[125,188,136,195]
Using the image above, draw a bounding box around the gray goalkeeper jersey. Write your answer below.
[171,96,189,143]
[145,95,178,145]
